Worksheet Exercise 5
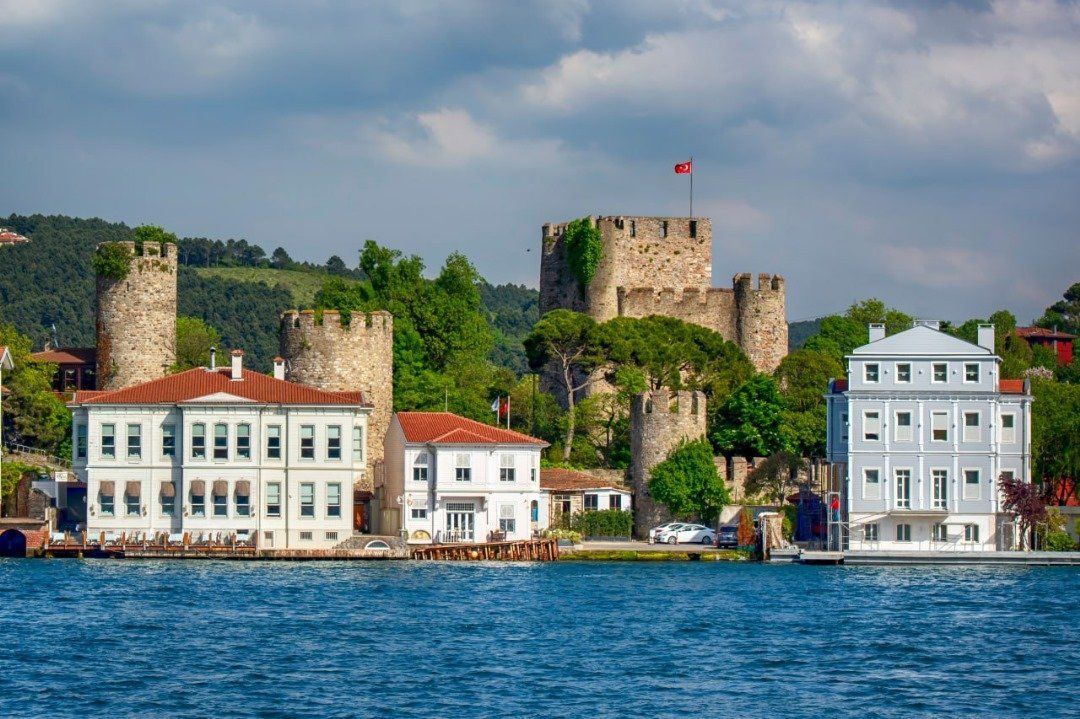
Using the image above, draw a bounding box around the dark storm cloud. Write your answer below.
[1,0,1077,322]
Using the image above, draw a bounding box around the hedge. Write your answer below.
[557,509,633,538]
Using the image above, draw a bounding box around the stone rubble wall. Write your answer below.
[96,241,177,390]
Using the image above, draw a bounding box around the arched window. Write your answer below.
[364,540,391,550]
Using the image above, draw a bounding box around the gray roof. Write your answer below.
[849,325,994,358]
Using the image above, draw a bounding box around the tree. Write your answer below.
[1030,378,1080,504]
[999,472,1047,549]
[773,349,843,456]
[1035,281,1080,336]
[648,439,731,522]
[524,310,601,461]
[0,323,72,458]
[173,316,222,371]
[710,375,788,458]
[325,255,348,276]
[746,452,804,505]
[271,247,294,269]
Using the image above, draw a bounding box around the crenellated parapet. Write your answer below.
[280,309,394,481]
[617,286,738,339]
[733,273,787,374]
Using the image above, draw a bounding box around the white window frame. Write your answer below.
[327,425,342,461]
[299,482,316,517]
[894,411,913,442]
[411,508,428,520]
[191,423,206,460]
[266,482,281,517]
[609,494,622,510]
[964,363,979,383]
[455,453,471,482]
[864,523,879,542]
[895,363,911,383]
[266,425,282,460]
[101,423,116,459]
[932,469,948,510]
[161,423,176,458]
[863,411,881,442]
[326,482,341,518]
[300,425,315,460]
[896,523,912,542]
[352,426,364,462]
[963,468,981,500]
[864,363,880,383]
[413,453,429,482]
[213,423,228,461]
[498,504,516,534]
[499,454,516,482]
[932,523,947,542]
[584,493,599,511]
[962,411,981,443]
[75,424,88,459]
[931,412,949,442]
[895,469,911,509]
[932,363,948,383]
[236,423,251,460]
[1000,413,1016,443]
[863,468,881,500]
[126,423,141,460]
[964,524,980,543]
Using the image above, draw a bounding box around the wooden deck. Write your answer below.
[412,538,559,561]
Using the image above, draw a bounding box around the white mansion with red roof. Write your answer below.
[70,351,371,549]
[381,412,548,543]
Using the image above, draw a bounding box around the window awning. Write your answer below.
[99,480,115,495]
[235,480,250,496]
[125,481,141,498]
[212,480,228,496]
[160,481,176,498]
[190,479,205,496]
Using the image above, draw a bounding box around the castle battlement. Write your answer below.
[733,272,784,293]
[280,308,393,335]
[102,239,176,260]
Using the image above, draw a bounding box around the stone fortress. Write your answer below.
[540,216,787,373]
[279,309,394,485]
[95,240,178,390]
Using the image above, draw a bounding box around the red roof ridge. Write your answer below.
[396,411,547,446]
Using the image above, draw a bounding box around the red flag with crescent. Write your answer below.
[674,160,692,174]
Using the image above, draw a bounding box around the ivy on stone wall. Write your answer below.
[91,242,133,281]
[564,217,602,292]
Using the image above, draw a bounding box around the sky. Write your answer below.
[1,0,1078,323]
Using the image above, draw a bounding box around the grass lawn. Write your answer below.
[194,267,359,307]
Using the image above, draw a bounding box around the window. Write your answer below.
[455,453,471,482]
[75,424,88,459]
[964,363,979,382]
[325,531,338,542]
[413,454,429,482]
[932,523,947,542]
[263,531,274,547]
[1000,414,1016,443]
[896,363,911,383]
[963,412,980,442]
[864,363,879,383]
[585,494,599,511]
[125,424,141,459]
[213,423,228,460]
[499,504,516,534]
[1000,469,1015,483]
[191,423,206,459]
[300,425,315,459]
[556,496,572,514]
[411,508,428,520]
[160,486,175,517]
[235,487,250,517]
[963,469,980,500]
[299,531,313,541]
[327,425,341,460]
[863,411,881,441]
[931,412,949,442]
[895,469,911,509]
[896,523,911,542]
[499,454,516,482]
[191,485,205,517]
[863,469,881,500]
[266,425,281,459]
[894,412,913,442]
[162,424,175,457]
[864,523,879,542]
[932,469,948,509]
[300,483,315,517]
[841,413,848,443]
[327,483,341,518]
[236,424,251,460]
[101,424,115,459]
[965,524,980,542]
[932,363,948,383]
[352,426,364,462]
[99,487,114,517]
[531,467,537,483]
[124,487,139,516]
[213,492,227,518]
[609,495,622,510]
[266,483,281,517]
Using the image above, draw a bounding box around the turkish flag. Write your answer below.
[674,160,692,174]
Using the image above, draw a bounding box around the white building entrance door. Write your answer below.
[445,502,475,542]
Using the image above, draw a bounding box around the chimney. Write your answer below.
[230,349,244,381]
[273,356,285,381]
[977,323,995,352]
[209,346,216,371]
[868,323,886,342]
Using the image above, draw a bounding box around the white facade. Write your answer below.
[382,413,548,543]
[826,322,1032,552]
[71,363,370,549]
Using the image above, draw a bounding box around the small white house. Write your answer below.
[70,351,371,549]
[826,322,1033,552]
[540,467,632,519]
[381,412,548,543]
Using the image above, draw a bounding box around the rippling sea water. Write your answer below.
[0,559,1076,718]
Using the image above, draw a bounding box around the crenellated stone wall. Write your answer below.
[629,389,707,538]
[280,309,394,484]
[95,240,177,390]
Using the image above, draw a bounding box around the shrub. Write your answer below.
[1043,530,1076,552]
[563,509,633,538]
[92,242,133,281]
[563,217,603,291]
[543,528,582,544]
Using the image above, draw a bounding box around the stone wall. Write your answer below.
[279,309,393,484]
[733,273,787,374]
[629,389,707,538]
[618,286,738,339]
[95,240,177,390]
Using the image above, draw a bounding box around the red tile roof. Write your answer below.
[30,347,97,364]
[396,412,547,446]
[541,468,629,492]
[72,367,370,406]
[999,379,1027,395]
[1017,326,1076,340]
[0,229,29,245]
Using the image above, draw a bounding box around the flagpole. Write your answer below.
[506,395,511,429]
[689,155,693,217]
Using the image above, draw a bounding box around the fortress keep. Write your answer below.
[540,216,787,373]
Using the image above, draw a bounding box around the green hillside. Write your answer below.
[194,266,357,308]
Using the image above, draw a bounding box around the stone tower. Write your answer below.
[279,309,393,483]
[629,389,707,539]
[540,216,787,374]
[95,240,177,390]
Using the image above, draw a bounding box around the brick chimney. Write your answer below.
[273,356,285,381]
[230,349,244,381]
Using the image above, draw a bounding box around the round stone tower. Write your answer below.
[733,272,787,374]
[629,389,707,539]
[280,309,394,483]
[95,240,177,390]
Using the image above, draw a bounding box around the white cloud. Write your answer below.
[879,245,1004,290]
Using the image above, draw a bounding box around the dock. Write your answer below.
[412,538,558,561]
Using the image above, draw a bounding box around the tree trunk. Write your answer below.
[563,384,575,462]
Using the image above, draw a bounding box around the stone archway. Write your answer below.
[0,529,27,557]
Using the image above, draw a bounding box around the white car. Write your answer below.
[649,522,688,543]
[658,524,717,545]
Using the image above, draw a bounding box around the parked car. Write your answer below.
[715,525,738,549]
[658,524,716,545]
[648,522,688,543]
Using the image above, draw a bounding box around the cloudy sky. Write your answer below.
[2,0,1078,322]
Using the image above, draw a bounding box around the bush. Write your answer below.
[92,241,133,281]
[781,504,797,540]
[561,509,633,538]
[1043,530,1076,552]
[543,528,582,544]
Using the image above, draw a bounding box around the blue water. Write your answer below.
[0,560,1076,718]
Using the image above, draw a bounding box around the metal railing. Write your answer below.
[2,441,71,469]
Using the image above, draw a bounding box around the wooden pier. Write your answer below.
[412,538,559,561]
